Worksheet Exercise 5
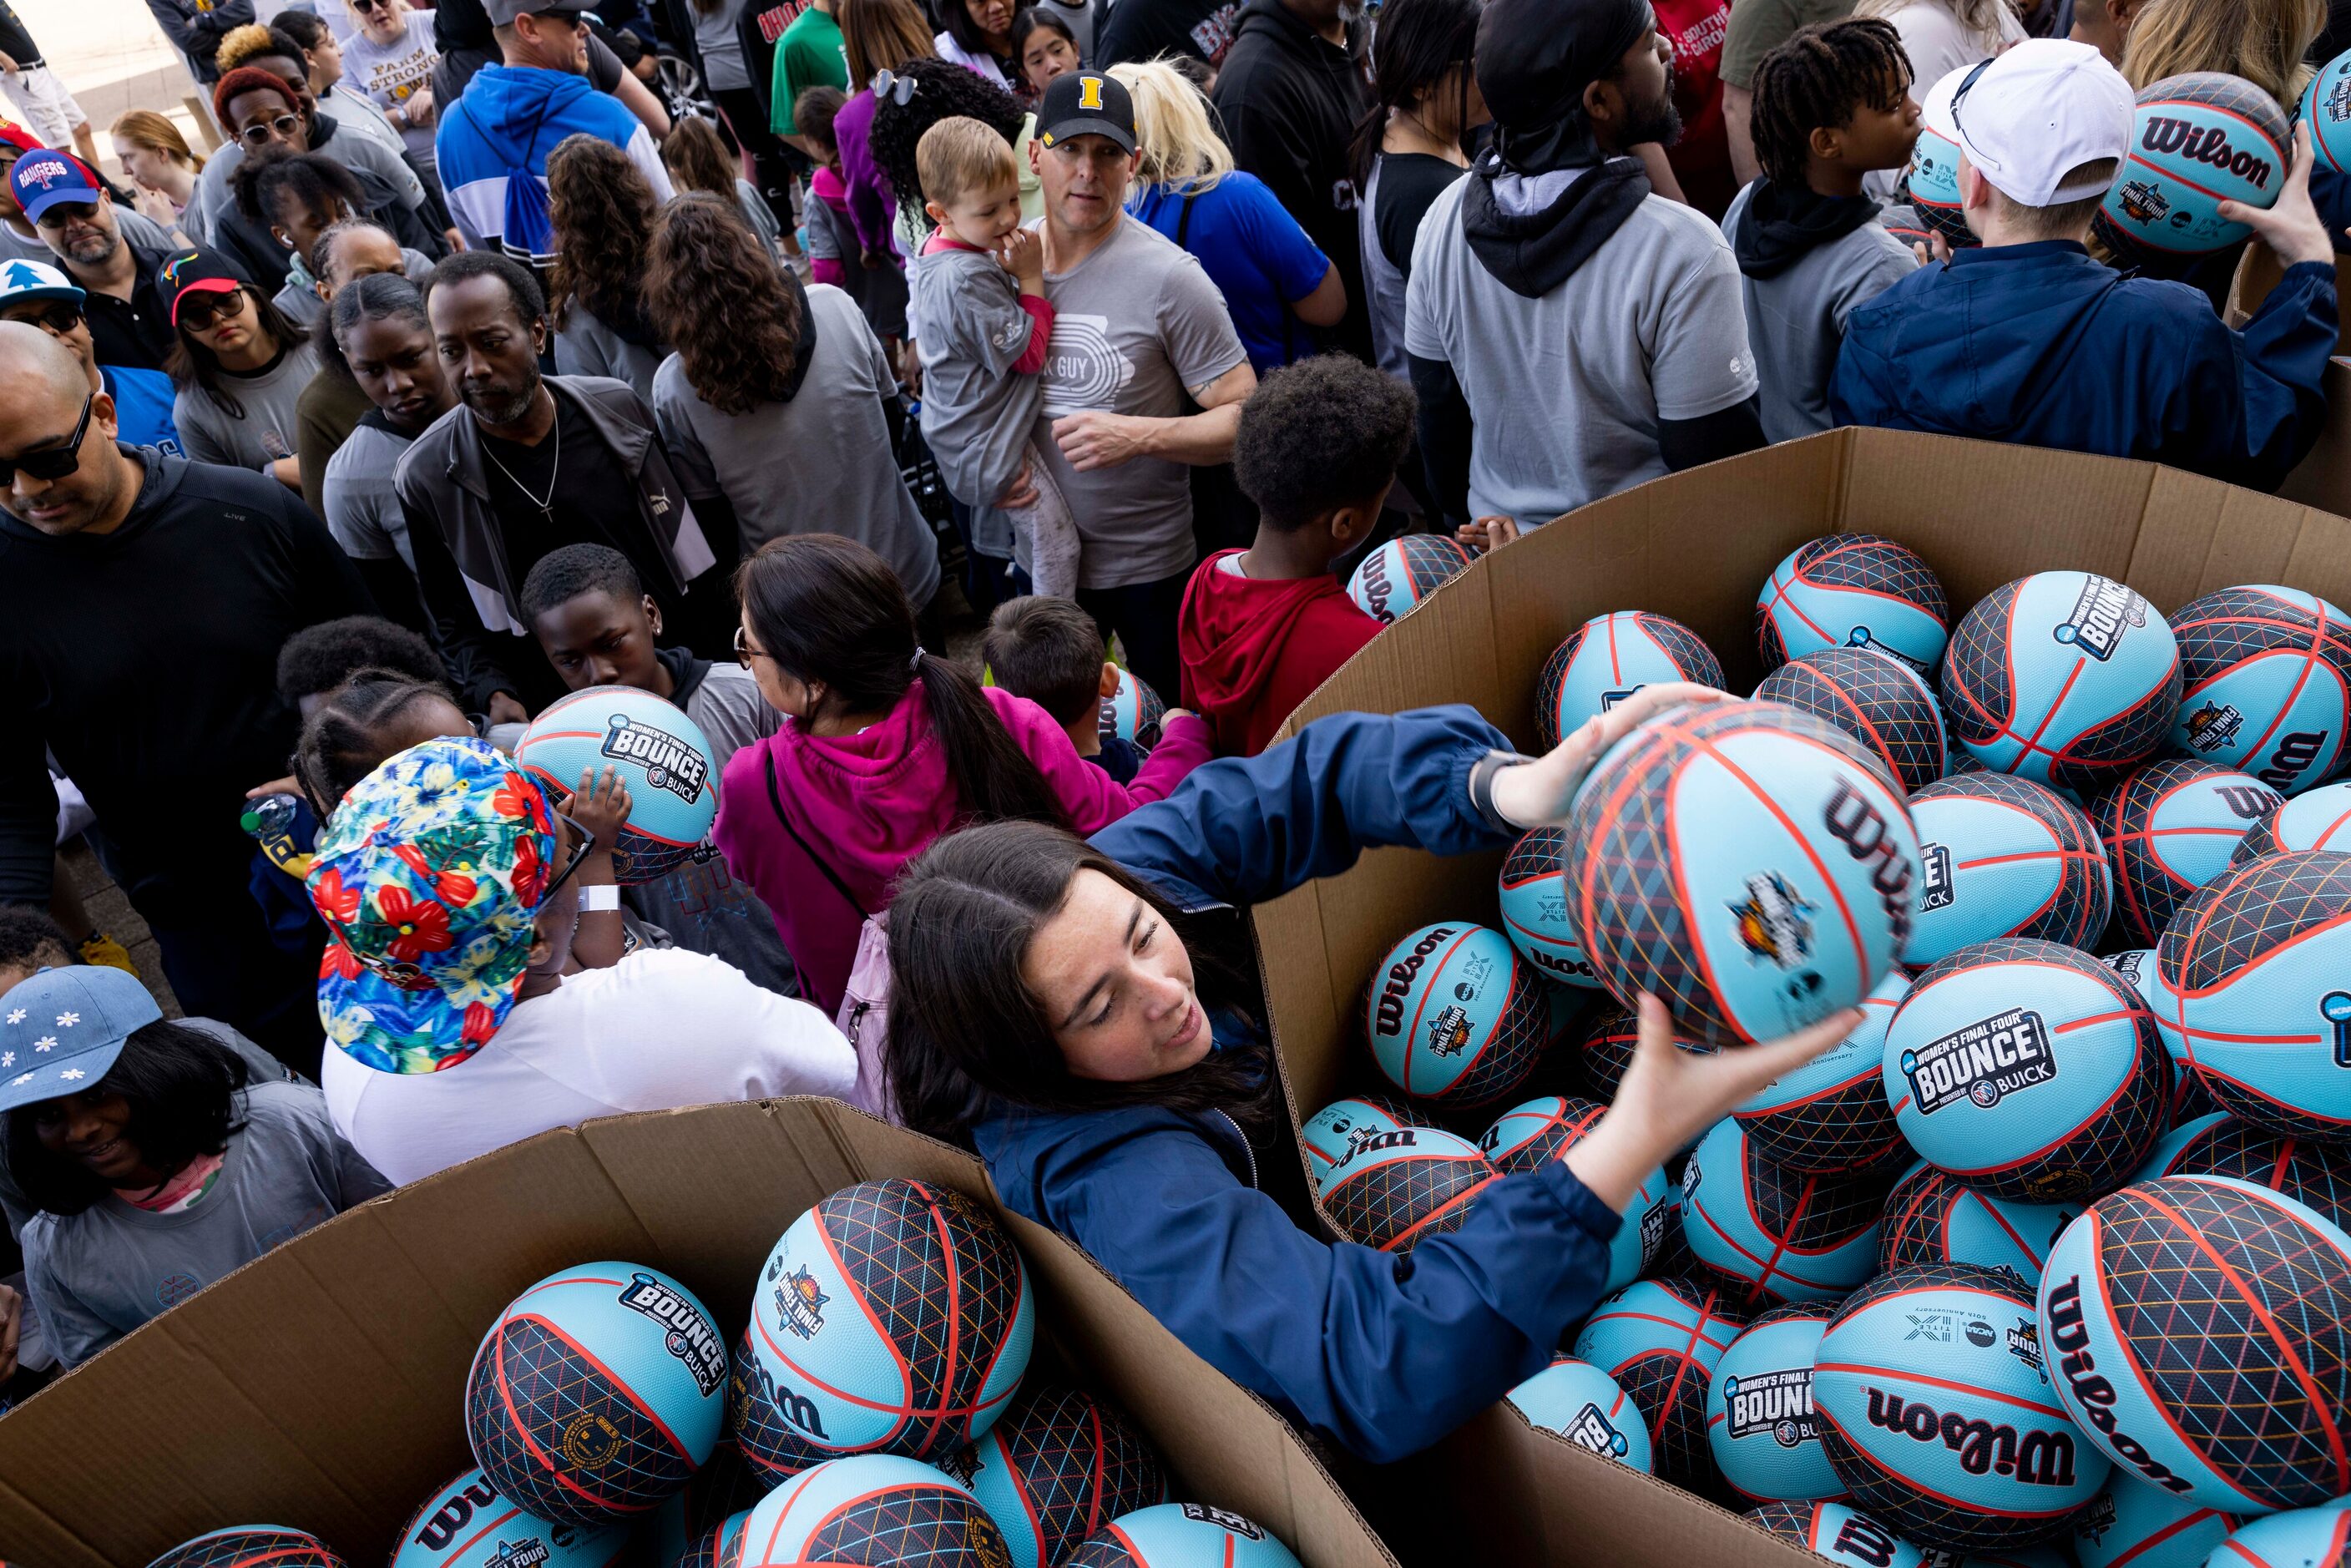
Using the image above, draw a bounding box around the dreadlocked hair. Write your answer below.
[867,57,1027,233]
[292,666,463,819]
[1749,18,1914,186]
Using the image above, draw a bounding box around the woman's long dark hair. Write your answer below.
[867,56,1027,231]
[1347,0,1482,190]
[737,535,1064,828]
[937,0,1005,62]
[891,820,1272,1141]
[7,1021,251,1217]
[167,282,309,417]
[647,195,803,415]
[544,133,660,340]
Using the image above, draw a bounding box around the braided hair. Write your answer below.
[292,668,465,820]
[1747,18,1913,186]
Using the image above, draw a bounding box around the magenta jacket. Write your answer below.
[831,88,899,261]
[715,681,1214,1014]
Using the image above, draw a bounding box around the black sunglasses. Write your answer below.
[543,810,599,899]
[350,0,394,13]
[176,287,248,332]
[3,300,82,336]
[0,393,93,486]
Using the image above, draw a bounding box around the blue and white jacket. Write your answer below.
[434,64,674,262]
[975,707,1625,1464]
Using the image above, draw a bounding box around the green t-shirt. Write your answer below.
[1718,0,1857,89]
[771,5,850,135]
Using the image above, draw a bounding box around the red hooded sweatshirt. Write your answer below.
[1178,549,1383,756]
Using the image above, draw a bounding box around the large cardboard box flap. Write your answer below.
[1254,426,2351,1564]
[0,1100,1394,1568]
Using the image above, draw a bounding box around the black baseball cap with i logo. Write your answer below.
[1036,71,1136,154]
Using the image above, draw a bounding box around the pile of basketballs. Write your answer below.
[140,1177,1304,1568]
[1309,534,2351,1565]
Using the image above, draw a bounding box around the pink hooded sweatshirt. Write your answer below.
[715,680,1213,1015]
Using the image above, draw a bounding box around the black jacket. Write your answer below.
[0,450,371,918]
[1209,0,1369,357]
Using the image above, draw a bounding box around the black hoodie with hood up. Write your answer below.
[1210,0,1371,358]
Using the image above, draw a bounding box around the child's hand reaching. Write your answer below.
[1454,516,1520,555]
[1000,225,1045,292]
[1561,994,1861,1211]
[561,766,634,852]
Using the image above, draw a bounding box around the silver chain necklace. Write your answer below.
[482,410,560,517]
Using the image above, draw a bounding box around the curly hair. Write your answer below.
[1749,18,1913,186]
[1231,354,1417,528]
[544,133,659,335]
[646,195,804,416]
[869,57,1028,230]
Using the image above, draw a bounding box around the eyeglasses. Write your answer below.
[176,288,247,332]
[0,393,93,485]
[544,810,599,899]
[2,301,83,336]
[238,113,303,145]
[733,625,776,667]
[31,200,97,230]
[871,68,918,106]
[350,0,394,13]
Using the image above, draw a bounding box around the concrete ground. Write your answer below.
[28,0,220,173]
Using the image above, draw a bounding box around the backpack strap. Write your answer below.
[763,745,868,920]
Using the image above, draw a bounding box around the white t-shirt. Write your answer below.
[322,948,857,1186]
[1404,174,1758,528]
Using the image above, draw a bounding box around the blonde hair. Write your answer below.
[1851,0,2016,57]
[111,109,206,174]
[214,22,284,73]
[2121,0,2323,104]
[1109,59,1233,194]
[916,115,1019,207]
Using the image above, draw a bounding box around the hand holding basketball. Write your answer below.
[1489,681,1732,830]
[2220,123,2336,269]
[562,766,634,851]
[1561,995,1860,1213]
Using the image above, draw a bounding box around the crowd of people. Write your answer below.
[0,0,2346,1474]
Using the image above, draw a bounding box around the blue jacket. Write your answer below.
[973,707,1624,1464]
[434,64,673,261]
[1830,240,2338,493]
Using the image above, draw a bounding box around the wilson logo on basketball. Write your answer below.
[1373,926,1457,1036]
[1725,1368,1818,1446]
[1861,1389,2079,1485]
[1356,550,1399,621]
[412,1474,501,1551]
[1903,1008,2057,1114]
[619,1272,726,1397]
[2214,784,2283,820]
[1332,1127,1419,1169]
[2257,731,2328,792]
[1825,781,1918,952]
[2055,575,2145,661]
[2044,1275,2194,1494]
[2141,116,2276,188]
[1831,1514,1904,1567]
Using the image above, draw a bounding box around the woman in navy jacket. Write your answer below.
[887,688,1858,1464]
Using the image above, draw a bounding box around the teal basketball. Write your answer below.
[1060,1504,1304,1568]
[1904,772,2112,967]
[2068,1478,2237,1568]
[1816,1263,2111,1553]
[1312,1119,1498,1253]
[1572,1275,1747,1485]
[1363,921,1547,1105]
[734,1455,1009,1567]
[392,1469,623,1568]
[1745,1502,1925,1566]
[1884,938,2171,1203]
[1757,534,1950,678]
[148,1530,346,1568]
[1536,610,1725,751]
[2100,948,2217,1125]
[1733,968,1910,1175]
[1710,1302,1843,1503]
[1345,534,1470,626]
[1682,1116,1888,1306]
[953,1383,1168,1568]
[514,686,720,883]
[1499,827,1603,989]
[2209,1502,2351,1566]
[1504,1358,1653,1472]
[1300,1093,1417,1190]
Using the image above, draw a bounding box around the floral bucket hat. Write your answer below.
[306,736,559,1074]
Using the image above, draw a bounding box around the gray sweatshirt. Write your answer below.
[909,241,1043,520]
[22,1078,390,1368]
[172,339,325,472]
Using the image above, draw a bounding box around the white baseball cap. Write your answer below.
[1923,40,2135,207]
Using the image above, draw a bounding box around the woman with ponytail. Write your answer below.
[715,534,1211,1015]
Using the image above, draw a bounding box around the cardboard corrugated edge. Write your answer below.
[0,1099,1397,1568]
[1251,427,2351,1565]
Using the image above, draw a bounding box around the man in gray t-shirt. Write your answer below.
[1022,69,1254,699]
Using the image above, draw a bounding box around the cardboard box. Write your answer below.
[0,1100,1398,1568]
[1252,427,2351,1565]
